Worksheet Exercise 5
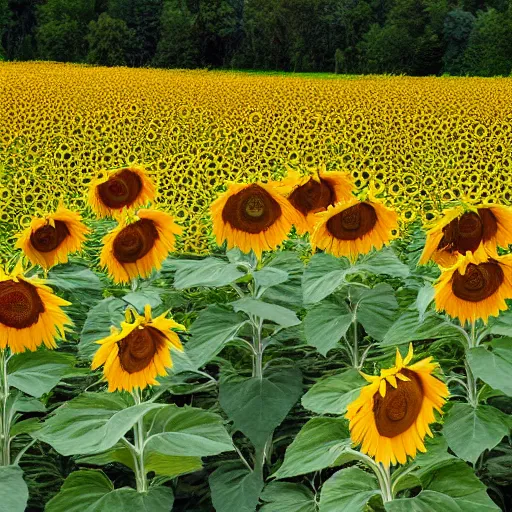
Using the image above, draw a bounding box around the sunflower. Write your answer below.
[91,305,185,392]
[100,209,182,284]
[88,165,156,218]
[434,252,512,325]
[0,261,72,353]
[15,205,89,270]
[310,194,398,261]
[346,344,449,466]
[210,182,299,258]
[419,203,512,267]
[271,165,354,234]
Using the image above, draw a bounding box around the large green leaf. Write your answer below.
[385,491,461,512]
[273,417,360,479]
[262,252,304,309]
[122,288,162,311]
[355,283,398,341]
[38,392,163,456]
[79,297,126,360]
[301,369,366,415]
[355,248,410,278]
[209,463,264,512]
[0,465,28,512]
[231,298,301,328]
[185,305,247,368]
[144,404,234,457]
[381,310,466,347]
[77,442,135,471]
[415,283,435,322]
[443,403,510,464]
[219,367,302,450]
[253,267,289,290]
[260,482,317,512]
[303,302,352,356]
[489,309,512,336]
[467,338,512,396]
[45,470,174,512]
[8,350,75,398]
[319,467,381,512]
[171,257,246,288]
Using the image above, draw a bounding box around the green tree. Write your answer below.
[442,8,475,74]
[86,12,134,66]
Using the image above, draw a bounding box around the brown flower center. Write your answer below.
[373,369,424,438]
[113,219,159,263]
[30,220,70,253]
[117,326,166,373]
[438,209,498,255]
[288,178,335,216]
[326,203,377,240]
[0,279,45,329]
[97,169,143,210]
[452,261,504,302]
[222,184,282,234]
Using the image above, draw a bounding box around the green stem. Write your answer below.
[0,350,10,466]
[253,318,263,379]
[132,390,148,492]
[352,320,359,369]
[465,323,478,408]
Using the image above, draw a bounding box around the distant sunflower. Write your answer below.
[419,203,512,267]
[346,344,449,466]
[100,209,182,284]
[88,165,155,218]
[210,182,298,258]
[91,305,185,392]
[15,205,89,270]
[272,165,354,233]
[0,261,72,353]
[434,252,512,325]
[310,194,398,260]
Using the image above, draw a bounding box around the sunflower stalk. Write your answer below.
[132,389,148,493]
[464,322,479,407]
[0,349,10,466]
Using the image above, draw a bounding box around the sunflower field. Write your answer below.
[1,61,512,512]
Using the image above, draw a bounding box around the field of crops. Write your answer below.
[0,61,512,512]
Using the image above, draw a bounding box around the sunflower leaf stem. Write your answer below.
[359,453,393,503]
[132,389,148,493]
[352,319,359,369]
[230,283,245,298]
[464,322,479,407]
[233,443,253,472]
[0,349,11,466]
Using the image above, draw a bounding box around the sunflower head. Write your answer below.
[100,209,182,284]
[434,252,512,325]
[91,305,185,392]
[88,165,156,218]
[15,205,90,270]
[210,182,299,258]
[310,194,398,260]
[0,260,72,353]
[346,344,449,466]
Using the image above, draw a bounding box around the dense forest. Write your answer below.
[1,0,512,75]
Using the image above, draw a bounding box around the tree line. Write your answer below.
[1,0,512,76]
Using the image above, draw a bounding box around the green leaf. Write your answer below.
[45,470,174,512]
[303,302,352,356]
[122,288,162,311]
[260,482,317,512]
[226,248,258,270]
[171,257,246,288]
[8,392,46,414]
[10,417,41,437]
[144,404,234,457]
[144,452,202,478]
[232,298,301,328]
[381,310,466,347]
[302,253,350,305]
[385,491,461,512]
[47,263,103,306]
[467,338,512,396]
[8,351,75,398]
[185,305,247,368]
[79,297,126,360]
[443,403,510,464]
[209,462,264,512]
[319,467,380,512]
[76,442,135,471]
[0,466,28,512]
[301,369,366,415]
[37,392,163,456]
[273,417,361,479]
[355,283,398,341]
[262,252,304,309]
[253,267,289,290]
[415,283,435,322]
[219,367,302,450]
[489,309,512,336]
[356,247,410,278]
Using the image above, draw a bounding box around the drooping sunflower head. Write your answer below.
[15,205,90,270]
[88,165,156,218]
[310,194,398,261]
[0,261,72,353]
[210,182,299,258]
[100,209,182,284]
[91,305,185,392]
[346,344,449,466]
[419,203,512,267]
[434,252,512,325]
